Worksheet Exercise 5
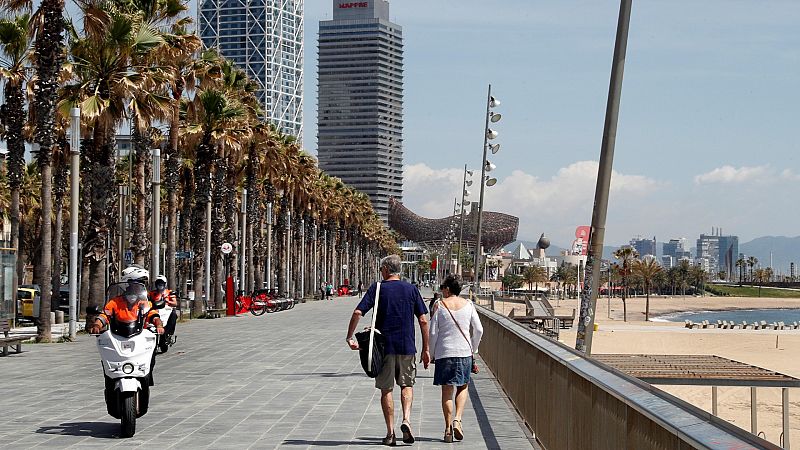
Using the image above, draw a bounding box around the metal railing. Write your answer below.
[476,305,780,450]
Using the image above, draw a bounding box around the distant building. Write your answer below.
[696,228,738,278]
[630,236,657,258]
[198,0,304,139]
[662,238,691,260]
[317,0,403,223]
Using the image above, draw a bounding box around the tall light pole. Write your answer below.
[472,84,502,295]
[151,147,161,280]
[240,189,247,293]
[68,107,80,339]
[265,200,273,290]
[575,0,633,355]
[456,165,472,276]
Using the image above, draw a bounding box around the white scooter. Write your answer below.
[155,300,176,353]
[89,282,156,438]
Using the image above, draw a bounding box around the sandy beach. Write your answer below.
[494,294,800,447]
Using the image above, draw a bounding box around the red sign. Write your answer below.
[575,225,591,240]
[339,2,368,8]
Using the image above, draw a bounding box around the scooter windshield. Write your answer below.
[106,282,148,303]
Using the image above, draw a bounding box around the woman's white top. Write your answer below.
[429,299,483,360]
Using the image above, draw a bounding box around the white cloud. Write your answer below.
[693,165,771,184]
[403,161,661,244]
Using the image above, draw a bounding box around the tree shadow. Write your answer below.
[36,421,119,439]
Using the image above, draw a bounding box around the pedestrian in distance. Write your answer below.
[429,275,483,443]
[325,281,333,300]
[357,280,363,296]
[346,255,431,446]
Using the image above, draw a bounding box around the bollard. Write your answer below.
[55,311,64,324]
[50,312,56,326]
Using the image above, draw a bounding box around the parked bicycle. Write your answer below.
[233,291,268,316]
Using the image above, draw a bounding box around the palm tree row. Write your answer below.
[0,0,397,341]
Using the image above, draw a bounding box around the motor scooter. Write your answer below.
[153,296,177,353]
[89,281,156,438]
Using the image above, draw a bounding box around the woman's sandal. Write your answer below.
[444,426,454,443]
[452,419,464,441]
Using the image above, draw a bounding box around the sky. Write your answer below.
[301,0,800,247]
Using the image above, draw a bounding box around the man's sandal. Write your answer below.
[400,421,415,444]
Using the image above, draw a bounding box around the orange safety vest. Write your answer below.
[150,288,177,307]
[98,296,159,326]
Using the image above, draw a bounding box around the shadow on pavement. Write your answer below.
[283,436,444,446]
[36,421,119,439]
[468,378,500,449]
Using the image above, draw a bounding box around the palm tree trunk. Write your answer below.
[645,282,650,321]
[36,162,53,341]
[131,126,149,266]
[51,196,64,314]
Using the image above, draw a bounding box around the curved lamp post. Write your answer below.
[473,85,501,296]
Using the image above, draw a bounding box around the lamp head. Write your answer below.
[466,170,473,176]
[486,129,499,140]
[465,180,473,187]
[489,96,500,108]
[486,177,498,187]
[489,112,502,123]
[485,161,496,172]
[489,143,500,154]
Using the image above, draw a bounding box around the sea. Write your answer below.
[654,308,800,324]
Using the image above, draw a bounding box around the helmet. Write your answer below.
[154,275,167,292]
[121,265,149,284]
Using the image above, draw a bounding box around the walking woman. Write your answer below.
[428,275,483,443]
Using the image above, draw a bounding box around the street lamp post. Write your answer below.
[472,84,501,296]
[240,189,247,293]
[456,166,472,276]
[151,147,161,280]
[68,107,80,339]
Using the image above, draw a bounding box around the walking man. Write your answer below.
[346,255,430,446]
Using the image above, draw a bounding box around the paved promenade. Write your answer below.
[0,296,533,449]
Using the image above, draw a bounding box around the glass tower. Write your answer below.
[317,0,403,223]
[198,0,304,141]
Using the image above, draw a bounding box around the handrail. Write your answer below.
[476,305,780,450]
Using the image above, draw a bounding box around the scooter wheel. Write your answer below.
[120,391,137,438]
[159,339,170,353]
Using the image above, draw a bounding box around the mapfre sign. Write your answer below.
[339,2,368,8]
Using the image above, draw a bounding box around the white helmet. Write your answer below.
[154,275,167,292]
[121,265,149,284]
[155,275,167,284]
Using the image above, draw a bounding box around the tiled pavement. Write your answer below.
[0,296,534,449]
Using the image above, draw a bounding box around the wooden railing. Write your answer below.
[476,305,780,450]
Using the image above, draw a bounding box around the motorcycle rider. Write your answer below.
[150,275,177,340]
[88,266,163,385]
[88,266,164,335]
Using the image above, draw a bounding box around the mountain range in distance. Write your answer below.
[505,236,800,272]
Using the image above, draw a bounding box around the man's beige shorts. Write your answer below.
[375,354,416,390]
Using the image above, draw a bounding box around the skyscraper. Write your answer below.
[696,228,739,278]
[630,236,657,258]
[317,0,403,223]
[198,0,304,140]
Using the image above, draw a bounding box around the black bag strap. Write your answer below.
[440,300,473,354]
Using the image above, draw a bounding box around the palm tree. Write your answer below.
[63,3,165,312]
[612,246,639,322]
[735,257,746,285]
[746,256,758,283]
[0,12,32,317]
[631,258,662,321]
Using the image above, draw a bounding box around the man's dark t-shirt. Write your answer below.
[356,279,428,356]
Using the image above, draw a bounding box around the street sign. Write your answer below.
[124,250,133,264]
[175,251,194,260]
[221,242,233,254]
